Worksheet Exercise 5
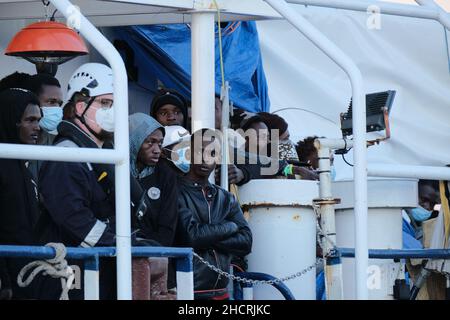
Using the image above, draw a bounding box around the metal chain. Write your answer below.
[192,252,323,286]
[312,203,338,255]
[191,204,338,285]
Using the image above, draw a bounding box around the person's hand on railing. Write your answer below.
[292,166,319,180]
[215,164,245,185]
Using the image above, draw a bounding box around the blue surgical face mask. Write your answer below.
[330,166,337,181]
[39,106,63,133]
[169,146,190,173]
[410,206,432,222]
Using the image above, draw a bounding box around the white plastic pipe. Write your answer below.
[50,0,132,300]
[287,0,450,31]
[191,12,216,132]
[264,0,368,299]
[368,164,450,180]
[315,138,353,151]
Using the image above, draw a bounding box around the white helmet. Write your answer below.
[66,63,113,101]
[162,125,190,148]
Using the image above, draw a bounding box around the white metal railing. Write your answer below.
[0,0,136,299]
[264,0,368,300]
[51,0,133,300]
[264,0,450,300]
[286,0,450,30]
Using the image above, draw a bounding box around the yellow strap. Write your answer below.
[97,171,107,182]
[439,181,450,247]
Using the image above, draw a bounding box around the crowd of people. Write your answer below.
[0,62,325,300]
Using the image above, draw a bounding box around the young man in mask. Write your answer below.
[160,125,191,175]
[35,63,116,299]
[403,179,440,247]
[22,74,63,180]
[24,73,63,145]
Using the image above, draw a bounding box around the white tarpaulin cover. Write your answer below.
[257,5,450,179]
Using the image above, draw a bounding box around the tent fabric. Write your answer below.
[112,21,270,113]
[256,6,450,180]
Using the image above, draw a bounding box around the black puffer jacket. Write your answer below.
[177,178,252,299]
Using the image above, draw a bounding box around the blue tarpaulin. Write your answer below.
[112,21,270,113]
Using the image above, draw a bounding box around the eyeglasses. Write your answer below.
[92,98,113,109]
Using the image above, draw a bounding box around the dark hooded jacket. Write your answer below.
[0,89,41,299]
[177,178,252,299]
[128,113,178,247]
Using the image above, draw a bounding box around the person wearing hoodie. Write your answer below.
[0,88,42,299]
[129,113,179,247]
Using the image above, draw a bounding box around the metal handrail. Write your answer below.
[339,247,450,259]
[0,245,194,300]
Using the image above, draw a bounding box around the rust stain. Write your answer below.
[242,202,306,211]
[293,215,301,221]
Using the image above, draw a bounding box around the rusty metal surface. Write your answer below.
[132,258,151,300]
[313,198,341,205]
[242,202,310,210]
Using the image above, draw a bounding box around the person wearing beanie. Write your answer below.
[150,88,188,129]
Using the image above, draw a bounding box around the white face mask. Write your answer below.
[95,107,115,132]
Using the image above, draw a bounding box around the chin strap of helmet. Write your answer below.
[75,97,105,141]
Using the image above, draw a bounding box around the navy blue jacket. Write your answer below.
[35,123,116,248]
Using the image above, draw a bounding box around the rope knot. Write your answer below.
[17,243,75,300]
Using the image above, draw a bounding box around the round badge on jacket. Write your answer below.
[148,187,161,200]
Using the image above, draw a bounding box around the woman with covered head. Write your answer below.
[0,88,42,299]
[129,113,179,247]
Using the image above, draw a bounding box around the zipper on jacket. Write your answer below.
[201,188,212,223]
[201,187,222,289]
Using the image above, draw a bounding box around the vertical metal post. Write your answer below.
[176,256,194,300]
[316,143,343,299]
[264,0,368,299]
[49,0,132,300]
[220,82,231,190]
[84,255,100,300]
[191,11,216,132]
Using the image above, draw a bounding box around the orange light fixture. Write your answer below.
[5,21,88,65]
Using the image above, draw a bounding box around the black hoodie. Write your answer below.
[0,89,41,299]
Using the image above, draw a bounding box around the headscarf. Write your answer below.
[129,112,164,179]
[0,88,40,144]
